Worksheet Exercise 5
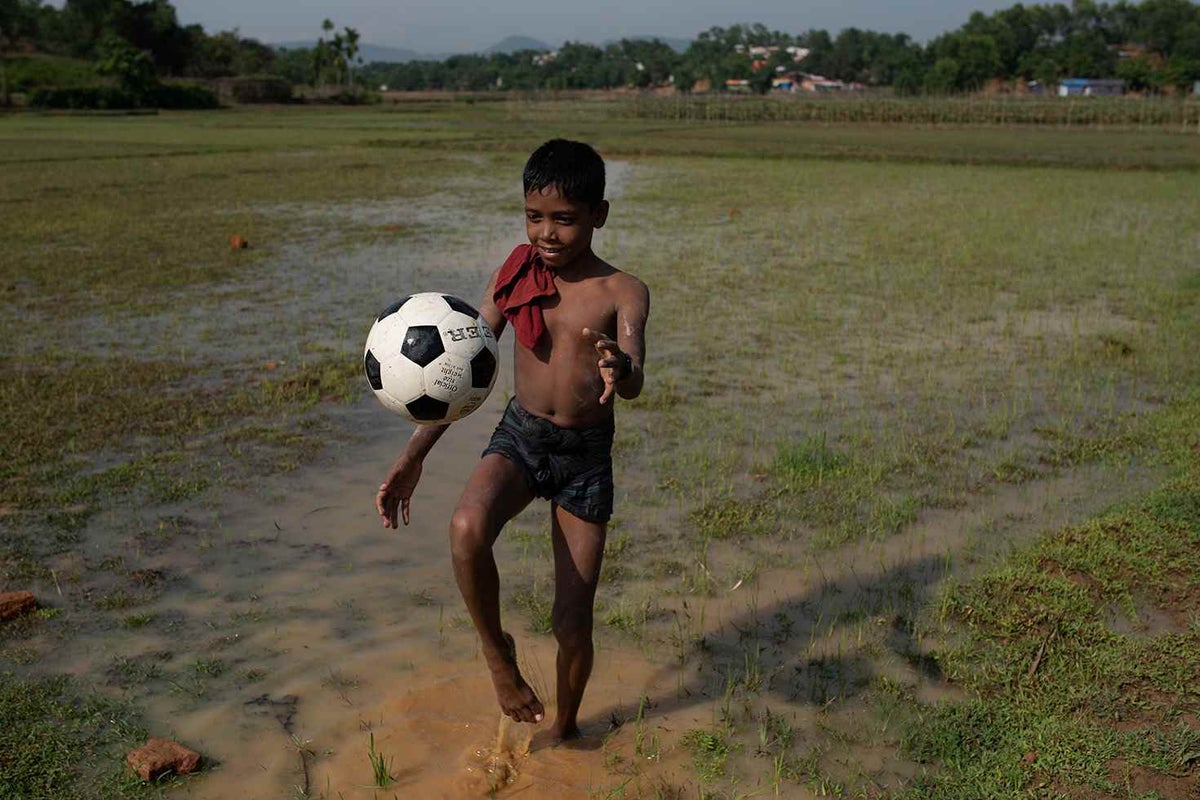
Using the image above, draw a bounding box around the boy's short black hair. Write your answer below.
[523,139,606,207]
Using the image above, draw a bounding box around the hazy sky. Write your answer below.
[166,0,1020,53]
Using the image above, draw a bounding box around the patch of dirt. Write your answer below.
[1106,759,1199,800]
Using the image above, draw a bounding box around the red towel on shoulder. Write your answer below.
[493,244,556,349]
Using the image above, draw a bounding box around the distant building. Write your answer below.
[1058,78,1125,97]
[799,74,850,93]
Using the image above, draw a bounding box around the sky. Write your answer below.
[164,0,1021,53]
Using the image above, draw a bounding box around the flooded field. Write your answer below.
[2,105,1198,799]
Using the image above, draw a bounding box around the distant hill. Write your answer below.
[484,36,552,54]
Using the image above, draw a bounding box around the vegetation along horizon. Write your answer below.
[2,9,1200,800]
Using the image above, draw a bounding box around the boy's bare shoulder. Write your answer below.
[593,258,649,300]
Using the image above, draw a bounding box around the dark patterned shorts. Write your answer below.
[483,398,615,524]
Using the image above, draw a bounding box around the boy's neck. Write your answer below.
[546,247,597,279]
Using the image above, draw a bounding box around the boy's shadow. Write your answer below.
[585,552,947,731]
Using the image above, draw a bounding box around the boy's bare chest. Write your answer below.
[543,284,616,337]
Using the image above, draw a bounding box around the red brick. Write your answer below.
[126,738,202,782]
[0,591,35,621]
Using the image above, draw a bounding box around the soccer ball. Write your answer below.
[363,292,499,424]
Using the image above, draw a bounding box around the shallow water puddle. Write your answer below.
[137,394,1160,799]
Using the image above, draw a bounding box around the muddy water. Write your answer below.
[147,429,1153,799]
[155,397,674,800]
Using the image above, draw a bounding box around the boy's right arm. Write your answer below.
[376,423,448,528]
[376,268,508,529]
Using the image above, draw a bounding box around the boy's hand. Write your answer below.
[583,327,630,405]
[376,457,422,528]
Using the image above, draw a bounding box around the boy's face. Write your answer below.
[524,185,608,271]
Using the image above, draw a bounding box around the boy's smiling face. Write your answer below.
[524,185,608,271]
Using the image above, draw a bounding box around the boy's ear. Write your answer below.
[592,200,610,229]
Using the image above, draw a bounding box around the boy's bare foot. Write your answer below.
[531,723,600,751]
[489,632,544,724]
[549,722,582,743]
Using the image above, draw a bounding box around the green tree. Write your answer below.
[1062,28,1116,76]
[1137,0,1200,59]
[342,26,360,85]
[1031,54,1061,87]
[0,0,45,103]
[924,57,960,93]
[272,45,313,84]
[95,31,155,96]
[893,64,924,95]
[799,28,834,76]
[311,17,334,86]
[672,62,697,92]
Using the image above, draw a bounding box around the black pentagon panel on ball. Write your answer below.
[401,325,444,367]
[406,395,450,422]
[376,295,412,322]
[443,294,480,318]
[470,348,497,389]
[364,350,383,391]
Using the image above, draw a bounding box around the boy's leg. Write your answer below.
[449,453,541,723]
[548,502,607,740]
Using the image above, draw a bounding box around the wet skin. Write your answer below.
[377,185,650,739]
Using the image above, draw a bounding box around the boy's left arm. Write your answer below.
[585,277,650,404]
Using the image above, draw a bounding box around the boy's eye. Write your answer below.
[553,216,575,225]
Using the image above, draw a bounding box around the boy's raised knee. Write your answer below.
[448,508,491,561]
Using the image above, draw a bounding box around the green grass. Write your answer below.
[0,673,176,799]
[610,148,1199,561]
[510,579,554,635]
[4,103,1200,798]
[366,731,395,788]
[1,54,98,92]
[901,449,1200,798]
[679,727,733,782]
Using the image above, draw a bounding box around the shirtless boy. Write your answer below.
[375,139,650,742]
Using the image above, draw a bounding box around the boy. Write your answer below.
[375,139,649,742]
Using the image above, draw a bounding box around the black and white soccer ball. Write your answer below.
[363,292,499,425]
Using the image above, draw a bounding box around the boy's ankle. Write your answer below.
[482,644,516,670]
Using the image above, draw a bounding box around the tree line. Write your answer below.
[2,0,1199,96]
[365,3,1200,94]
[0,0,358,86]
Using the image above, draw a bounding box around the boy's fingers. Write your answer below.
[582,327,617,349]
[376,484,391,527]
[599,378,615,405]
[401,498,411,526]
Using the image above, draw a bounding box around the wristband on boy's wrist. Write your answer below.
[616,351,633,381]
